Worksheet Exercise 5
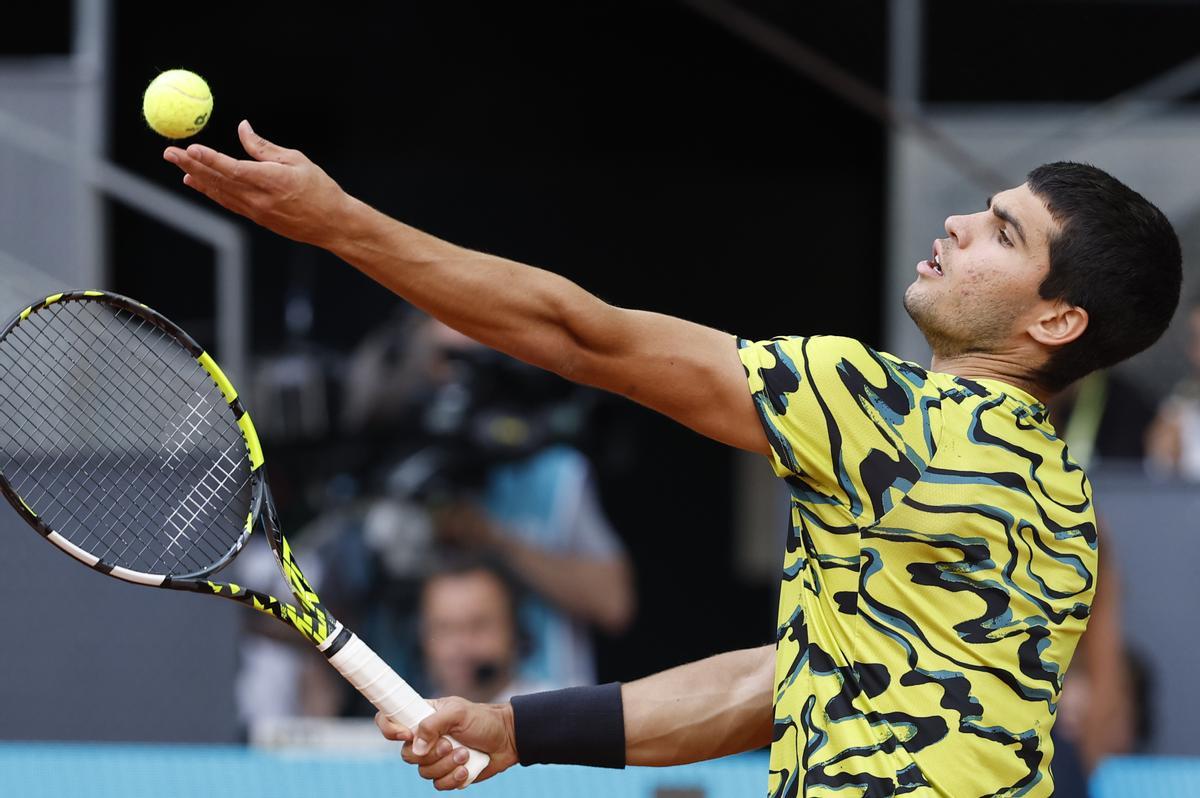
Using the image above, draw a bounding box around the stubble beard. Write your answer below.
[903,282,1014,359]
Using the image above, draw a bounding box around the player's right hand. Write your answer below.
[376,696,520,790]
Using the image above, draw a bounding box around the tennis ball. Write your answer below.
[142,69,213,139]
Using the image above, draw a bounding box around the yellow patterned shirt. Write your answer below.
[738,336,1096,798]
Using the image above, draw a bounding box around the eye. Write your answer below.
[998,229,1013,247]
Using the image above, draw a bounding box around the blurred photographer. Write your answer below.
[342,314,635,689]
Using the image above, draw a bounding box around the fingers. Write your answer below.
[184,142,246,179]
[164,146,227,187]
[404,737,472,789]
[412,699,468,756]
[374,711,413,743]
[239,119,292,164]
[180,173,253,216]
[164,146,246,200]
[163,139,275,194]
[379,701,479,790]
[165,144,276,220]
[375,708,458,770]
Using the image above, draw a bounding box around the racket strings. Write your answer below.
[0,321,223,574]
[0,328,187,562]
[62,303,252,574]
[0,398,155,559]
[0,300,253,576]
[147,439,247,574]
[38,303,250,574]
[59,306,245,572]
[0,311,231,570]
[22,312,220,556]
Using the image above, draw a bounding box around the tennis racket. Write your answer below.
[0,289,489,782]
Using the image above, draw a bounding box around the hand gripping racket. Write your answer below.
[0,290,489,783]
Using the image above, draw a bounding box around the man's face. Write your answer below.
[904,182,1058,358]
[420,570,517,702]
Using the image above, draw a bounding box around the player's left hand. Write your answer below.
[376,696,520,790]
[163,120,352,249]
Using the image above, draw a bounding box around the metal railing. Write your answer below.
[0,104,249,385]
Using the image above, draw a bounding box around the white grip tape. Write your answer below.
[328,632,490,785]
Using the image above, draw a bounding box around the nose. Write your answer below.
[944,214,966,247]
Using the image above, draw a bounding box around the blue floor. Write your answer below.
[1,743,1195,797]
[0,743,767,798]
[1091,756,1200,798]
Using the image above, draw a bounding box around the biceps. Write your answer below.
[567,307,769,456]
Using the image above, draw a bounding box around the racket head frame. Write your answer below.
[0,289,337,647]
[0,290,488,781]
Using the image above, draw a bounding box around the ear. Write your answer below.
[1027,301,1088,348]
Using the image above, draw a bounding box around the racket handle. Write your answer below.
[327,631,491,785]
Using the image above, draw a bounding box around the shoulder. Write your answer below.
[740,335,932,401]
[738,334,873,362]
[740,335,924,375]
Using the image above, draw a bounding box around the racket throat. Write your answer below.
[317,622,352,658]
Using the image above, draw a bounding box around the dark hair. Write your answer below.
[421,553,524,629]
[1027,162,1182,392]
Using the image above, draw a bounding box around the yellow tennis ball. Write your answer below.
[142,69,213,139]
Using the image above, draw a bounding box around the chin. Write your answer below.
[902,283,930,324]
[903,290,957,355]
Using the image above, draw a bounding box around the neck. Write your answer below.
[928,351,1051,403]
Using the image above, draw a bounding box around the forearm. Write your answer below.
[325,197,765,453]
[622,644,775,766]
[169,129,772,455]
[328,196,604,379]
[496,535,635,633]
[374,645,775,784]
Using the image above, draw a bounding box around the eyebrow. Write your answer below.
[986,195,1027,248]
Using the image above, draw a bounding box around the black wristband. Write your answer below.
[510,682,626,769]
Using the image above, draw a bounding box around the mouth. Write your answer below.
[916,240,944,278]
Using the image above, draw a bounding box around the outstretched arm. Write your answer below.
[165,122,768,456]
[375,643,775,790]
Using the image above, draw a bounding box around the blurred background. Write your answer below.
[1,2,1199,796]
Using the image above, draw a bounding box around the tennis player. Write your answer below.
[165,121,1181,797]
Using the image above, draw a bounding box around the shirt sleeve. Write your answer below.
[738,335,936,523]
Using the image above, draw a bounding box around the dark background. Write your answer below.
[111,2,890,684]
[9,0,1200,685]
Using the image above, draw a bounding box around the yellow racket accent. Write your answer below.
[197,351,238,404]
[237,413,264,470]
[201,577,328,644]
[279,537,322,612]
